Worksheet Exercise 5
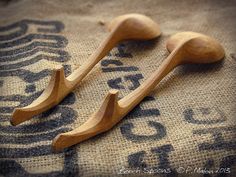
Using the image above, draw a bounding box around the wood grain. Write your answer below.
[52,31,225,151]
[11,14,161,126]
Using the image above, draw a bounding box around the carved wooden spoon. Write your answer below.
[52,31,225,151]
[11,14,161,126]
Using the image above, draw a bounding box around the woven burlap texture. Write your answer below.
[0,0,235,177]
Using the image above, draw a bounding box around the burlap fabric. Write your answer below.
[0,0,235,176]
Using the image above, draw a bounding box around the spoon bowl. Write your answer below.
[52,31,225,151]
[11,13,161,126]
[166,31,225,64]
[107,13,161,40]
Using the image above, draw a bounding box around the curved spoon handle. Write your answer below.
[52,43,185,151]
[52,89,119,151]
[11,27,120,126]
[118,43,183,115]
[67,30,120,85]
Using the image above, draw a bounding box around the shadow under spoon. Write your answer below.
[11,13,161,126]
[52,31,225,151]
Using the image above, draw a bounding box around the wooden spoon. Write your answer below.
[11,14,161,126]
[52,31,225,151]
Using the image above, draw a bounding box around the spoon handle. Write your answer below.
[52,44,185,151]
[118,45,183,115]
[67,29,120,86]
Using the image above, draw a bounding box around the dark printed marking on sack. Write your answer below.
[103,43,160,120]
[120,121,166,142]
[0,19,64,41]
[108,74,143,90]
[0,147,78,176]
[0,65,71,84]
[0,91,74,114]
[0,104,76,133]
[151,145,177,176]
[127,145,177,176]
[0,145,59,158]
[126,96,160,119]
[203,159,215,176]
[102,66,139,72]
[0,48,70,63]
[0,80,3,87]
[114,43,133,58]
[0,34,68,49]
[0,90,41,114]
[0,35,68,57]
[102,43,160,119]
[102,43,166,174]
[217,155,236,176]
[183,107,227,124]
[0,19,79,176]
[230,53,236,61]
[184,107,236,152]
[203,155,235,177]
[25,84,36,93]
[101,59,123,67]
[101,45,138,72]
[0,128,69,144]
[193,126,236,151]
[128,151,147,169]
[0,41,69,70]
[101,42,161,132]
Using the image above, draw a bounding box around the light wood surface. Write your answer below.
[52,31,225,151]
[11,14,161,126]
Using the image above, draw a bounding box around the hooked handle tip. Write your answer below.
[11,108,32,126]
[52,89,121,151]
